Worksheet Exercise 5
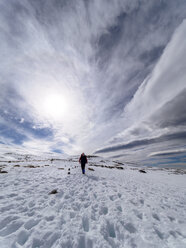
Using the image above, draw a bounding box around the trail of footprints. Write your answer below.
[0,175,124,247]
[0,171,185,248]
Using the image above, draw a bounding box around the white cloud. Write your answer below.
[149,148,186,157]
[124,19,186,123]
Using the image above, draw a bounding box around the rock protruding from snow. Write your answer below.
[49,189,58,195]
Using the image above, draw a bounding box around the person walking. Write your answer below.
[79,153,88,174]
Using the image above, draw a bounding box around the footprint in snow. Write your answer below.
[102,220,116,238]
[133,209,143,220]
[49,199,56,206]
[77,235,93,248]
[43,232,61,247]
[24,218,40,230]
[68,211,75,219]
[154,227,164,240]
[32,238,43,247]
[18,206,29,213]
[130,199,138,206]
[64,194,70,199]
[45,215,55,222]
[0,216,19,230]
[84,202,90,208]
[124,223,137,233]
[109,195,118,201]
[118,193,122,198]
[28,201,35,208]
[152,213,160,221]
[27,210,35,217]
[16,230,29,246]
[169,230,177,238]
[0,220,24,237]
[0,204,14,213]
[7,193,18,198]
[99,206,108,215]
[82,216,89,232]
[168,216,175,222]
[116,205,122,212]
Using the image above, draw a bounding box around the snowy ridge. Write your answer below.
[0,156,186,248]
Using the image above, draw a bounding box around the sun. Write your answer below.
[42,93,69,121]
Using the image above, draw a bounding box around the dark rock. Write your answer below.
[88,168,95,171]
[0,170,8,173]
[49,189,58,194]
[14,165,20,167]
[113,161,124,165]
[116,167,124,170]
[139,169,146,173]
[68,172,70,175]
[23,165,40,168]
[87,155,98,158]
[24,165,35,168]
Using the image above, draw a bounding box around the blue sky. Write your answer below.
[0,0,186,163]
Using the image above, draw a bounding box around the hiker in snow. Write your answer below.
[79,153,88,174]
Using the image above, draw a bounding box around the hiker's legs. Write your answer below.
[81,163,85,174]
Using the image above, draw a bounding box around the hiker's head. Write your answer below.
[82,152,85,156]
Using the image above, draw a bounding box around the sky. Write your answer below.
[0,0,186,166]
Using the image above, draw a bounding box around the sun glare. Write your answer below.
[42,93,69,120]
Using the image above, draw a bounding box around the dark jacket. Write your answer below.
[79,154,88,165]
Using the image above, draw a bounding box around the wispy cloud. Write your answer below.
[149,149,186,157]
[95,18,186,162]
[0,0,186,161]
[95,131,186,153]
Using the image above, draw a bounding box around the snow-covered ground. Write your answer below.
[0,155,186,248]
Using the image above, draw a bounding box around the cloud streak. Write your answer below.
[95,131,186,154]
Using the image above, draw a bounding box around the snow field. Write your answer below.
[0,157,186,248]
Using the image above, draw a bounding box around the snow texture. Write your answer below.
[0,155,186,248]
